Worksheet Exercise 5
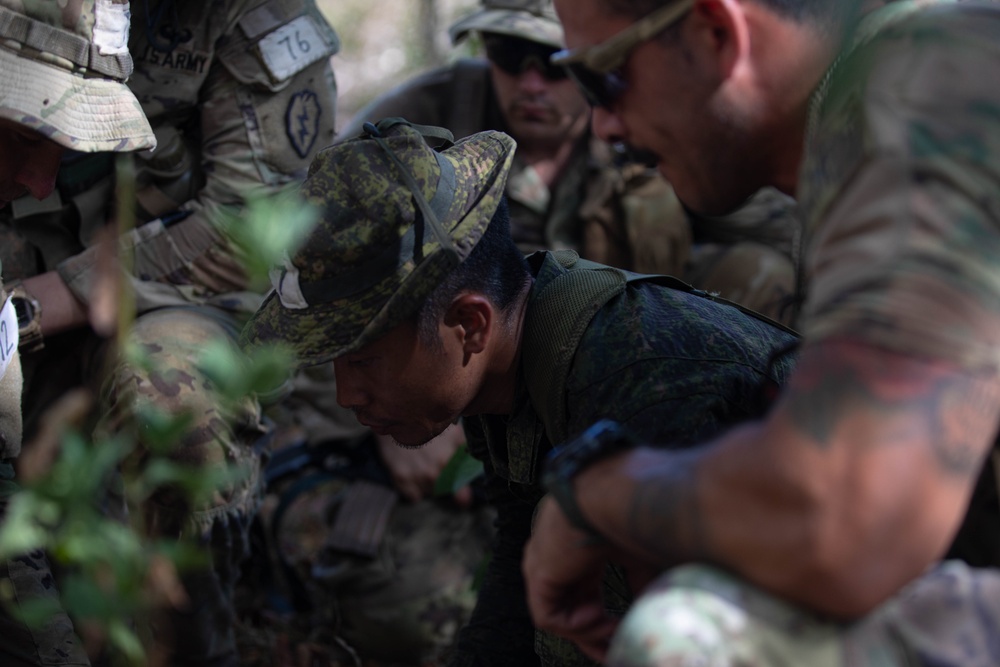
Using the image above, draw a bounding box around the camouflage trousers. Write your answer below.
[608,561,1000,667]
[251,465,495,666]
[99,306,265,666]
[0,462,90,666]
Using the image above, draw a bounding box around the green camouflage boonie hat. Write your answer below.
[0,0,155,152]
[242,118,517,367]
[449,0,563,49]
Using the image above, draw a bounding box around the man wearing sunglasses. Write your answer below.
[522,0,1000,664]
[341,0,796,309]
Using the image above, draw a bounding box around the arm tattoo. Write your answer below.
[785,344,1000,478]
[626,450,707,563]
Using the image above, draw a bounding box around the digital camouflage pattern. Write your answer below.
[338,61,802,325]
[242,121,517,366]
[454,251,798,667]
[608,561,1000,666]
[448,0,564,48]
[0,0,154,152]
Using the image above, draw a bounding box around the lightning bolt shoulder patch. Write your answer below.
[286,89,322,159]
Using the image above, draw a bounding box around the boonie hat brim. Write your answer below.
[241,124,517,368]
[0,48,155,152]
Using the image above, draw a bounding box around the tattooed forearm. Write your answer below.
[785,341,1000,478]
[625,450,708,563]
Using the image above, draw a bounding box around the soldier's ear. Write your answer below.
[688,0,750,82]
[444,293,494,358]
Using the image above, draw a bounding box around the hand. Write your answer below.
[375,422,471,505]
[522,495,620,663]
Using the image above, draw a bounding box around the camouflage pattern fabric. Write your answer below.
[0,0,154,152]
[604,3,1000,666]
[338,60,801,325]
[241,121,517,366]
[1,0,340,662]
[608,561,1000,666]
[798,0,1000,371]
[448,0,564,48]
[454,251,798,667]
[0,462,90,667]
[253,473,494,665]
[97,307,265,663]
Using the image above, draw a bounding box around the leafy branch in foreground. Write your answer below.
[0,168,317,664]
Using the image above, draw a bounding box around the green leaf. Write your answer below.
[433,444,483,496]
[0,495,59,558]
[213,192,319,290]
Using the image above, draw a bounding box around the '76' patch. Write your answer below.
[286,90,322,158]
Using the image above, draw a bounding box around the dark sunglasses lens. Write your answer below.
[484,37,568,80]
[565,63,625,108]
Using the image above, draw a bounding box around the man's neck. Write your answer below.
[463,280,534,417]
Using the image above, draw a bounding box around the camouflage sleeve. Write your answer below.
[800,7,1000,371]
[56,0,339,314]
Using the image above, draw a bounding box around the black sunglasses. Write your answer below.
[483,34,569,81]
[551,0,694,108]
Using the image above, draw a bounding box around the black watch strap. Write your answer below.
[542,419,638,543]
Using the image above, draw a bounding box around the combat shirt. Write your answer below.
[799,0,1000,370]
[797,0,1000,565]
[4,0,340,315]
[452,251,798,667]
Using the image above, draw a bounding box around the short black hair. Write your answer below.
[416,197,531,348]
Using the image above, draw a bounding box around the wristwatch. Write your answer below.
[5,282,43,353]
[542,419,638,543]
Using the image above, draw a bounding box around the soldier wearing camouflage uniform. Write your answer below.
[0,0,155,664]
[0,0,339,664]
[519,0,1000,664]
[240,119,800,667]
[339,0,801,324]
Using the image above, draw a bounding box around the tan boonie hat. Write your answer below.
[241,118,517,367]
[0,0,155,152]
[449,0,563,49]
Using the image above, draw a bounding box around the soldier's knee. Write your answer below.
[607,565,840,667]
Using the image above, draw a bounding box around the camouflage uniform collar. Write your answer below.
[806,0,957,151]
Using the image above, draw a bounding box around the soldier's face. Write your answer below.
[333,318,478,448]
[489,47,590,150]
[554,0,780,215]
[0,118,65,208]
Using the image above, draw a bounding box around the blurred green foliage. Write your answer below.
[0,162,316,664]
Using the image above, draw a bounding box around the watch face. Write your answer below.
[11,296,35,328]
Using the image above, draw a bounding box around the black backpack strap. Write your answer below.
[521,251,627,446]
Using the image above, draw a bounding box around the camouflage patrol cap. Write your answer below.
[449,0,563,49]
[0,0,155,152]
[242,118,517,367]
